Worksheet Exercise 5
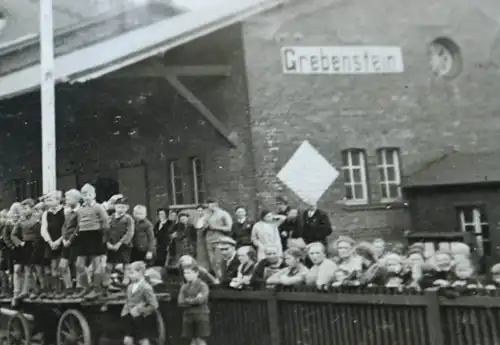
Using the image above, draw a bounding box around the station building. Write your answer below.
[2,0,500,263]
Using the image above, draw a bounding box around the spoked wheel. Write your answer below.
[7,313,32,345]
[147,311,166,345]
[56,309,91,345]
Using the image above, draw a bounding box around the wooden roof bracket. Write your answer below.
[164,73,238,148]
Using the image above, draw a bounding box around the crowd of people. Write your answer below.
[0,187,498,308]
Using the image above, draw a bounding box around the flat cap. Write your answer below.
[214,236,236,246]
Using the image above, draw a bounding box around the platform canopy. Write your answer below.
[0,0,282,101]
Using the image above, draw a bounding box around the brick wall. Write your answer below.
[0,24,257,216]
[243,0,500,240]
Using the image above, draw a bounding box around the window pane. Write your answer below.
[465,225,475,233]
[387,167,396,181]
[483,240,492,256]
[481,225,490,238]
[388,184,400,198]
[378,167,386,182]
[354,184,364,200]
[461,210,473,223]
[345,185,353,200]
[194,159,202,175]
[385,150,395,164]
[381,184,388,198]
[480,210,488,222]
[351,152,361,166]
[175,192,184,205]
[343,170,351,183]
[197,191,205,204]
[353,169,362,183]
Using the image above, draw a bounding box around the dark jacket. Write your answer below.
[278,217,303,250]
[178,278,210,315]
[232,218,255,248]
[133,219,156,253]
[250,259,287,289]
[220,254,240,287]
[11,218,40,245]
[105,214,134,246]
[301,209,332,244]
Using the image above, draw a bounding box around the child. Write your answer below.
[121,261,159,345]
[332,268,350,287]
[40,191,65,298]
[449,259,480,293]
[178,264,210,345]
[131,205,156,264]
[421,250,455,289]
[11,199,40,302]
[178,255,219,285]
[172,213,197,265]
[381,253,411,289]
[0,210,9,297]
[2,204,21,298]
[485,263,500,289]
[105,197,134,290]
[74,184,109,300]
[59,189,82,298]
[229,246,256,290]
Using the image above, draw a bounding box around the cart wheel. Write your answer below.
[151,311,166,345]
[7,313,32,345]
[56,309,91,345]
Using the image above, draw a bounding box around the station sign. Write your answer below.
[281,46,404,74]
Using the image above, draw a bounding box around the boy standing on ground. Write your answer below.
[121,261,159,345]
[131,205,156,265]
[178,264,211,345]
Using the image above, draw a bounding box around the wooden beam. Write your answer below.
[106,64,231,78]
[165,75,238,148]
[164,65,231,77]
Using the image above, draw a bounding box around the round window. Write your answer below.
[0,11,6,33]
[428,37,462,78]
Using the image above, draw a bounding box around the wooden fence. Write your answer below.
[160,286,500,345]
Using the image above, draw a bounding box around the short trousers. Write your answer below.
[130,248,151,264]
[182,313,210,339]
[107,246,132,265]
[73,231,105,257]
[122,313,157,340]
[12,241,35,266]
[32,239,50,266]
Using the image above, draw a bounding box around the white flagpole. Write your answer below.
[40,0,57,194]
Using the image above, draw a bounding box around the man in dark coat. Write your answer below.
[216,236,240,287]
[302,202,332,245]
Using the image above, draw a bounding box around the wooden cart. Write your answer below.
[0,293,169,345]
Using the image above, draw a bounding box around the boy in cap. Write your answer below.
[59,189,82,298]
[74,184,109,300]
[215,236,240,287]
[105,197,134,290]
[40,190,65,298]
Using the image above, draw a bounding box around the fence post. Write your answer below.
[424,289,445,345]
[267,293,281,345]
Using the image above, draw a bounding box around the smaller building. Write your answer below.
[403,151,500,267]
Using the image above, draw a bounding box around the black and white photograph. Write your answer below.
[0,0,499,345]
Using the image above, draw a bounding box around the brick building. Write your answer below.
[2,0,500,261]
[243,0,500,253]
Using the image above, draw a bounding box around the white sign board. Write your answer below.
[277,141,339,205]
[281,46,404,74]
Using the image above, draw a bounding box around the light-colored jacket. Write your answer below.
[121,279,159,317]
[251,221,283,261]
[305,258,337,287]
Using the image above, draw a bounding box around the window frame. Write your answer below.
[190,156,206,205]
[341,149,369,205]
[456,205,489,258]
[376,148,402,203]
[168,159,184,205]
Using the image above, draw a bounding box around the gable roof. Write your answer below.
[0,0,282,101]
[402,151,500,188]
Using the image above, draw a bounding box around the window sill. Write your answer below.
[169,204,199,210]
[340,201,408,212]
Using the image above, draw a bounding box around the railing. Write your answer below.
[159,284,500,345]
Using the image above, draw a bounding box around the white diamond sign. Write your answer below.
[277,141,339,205]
